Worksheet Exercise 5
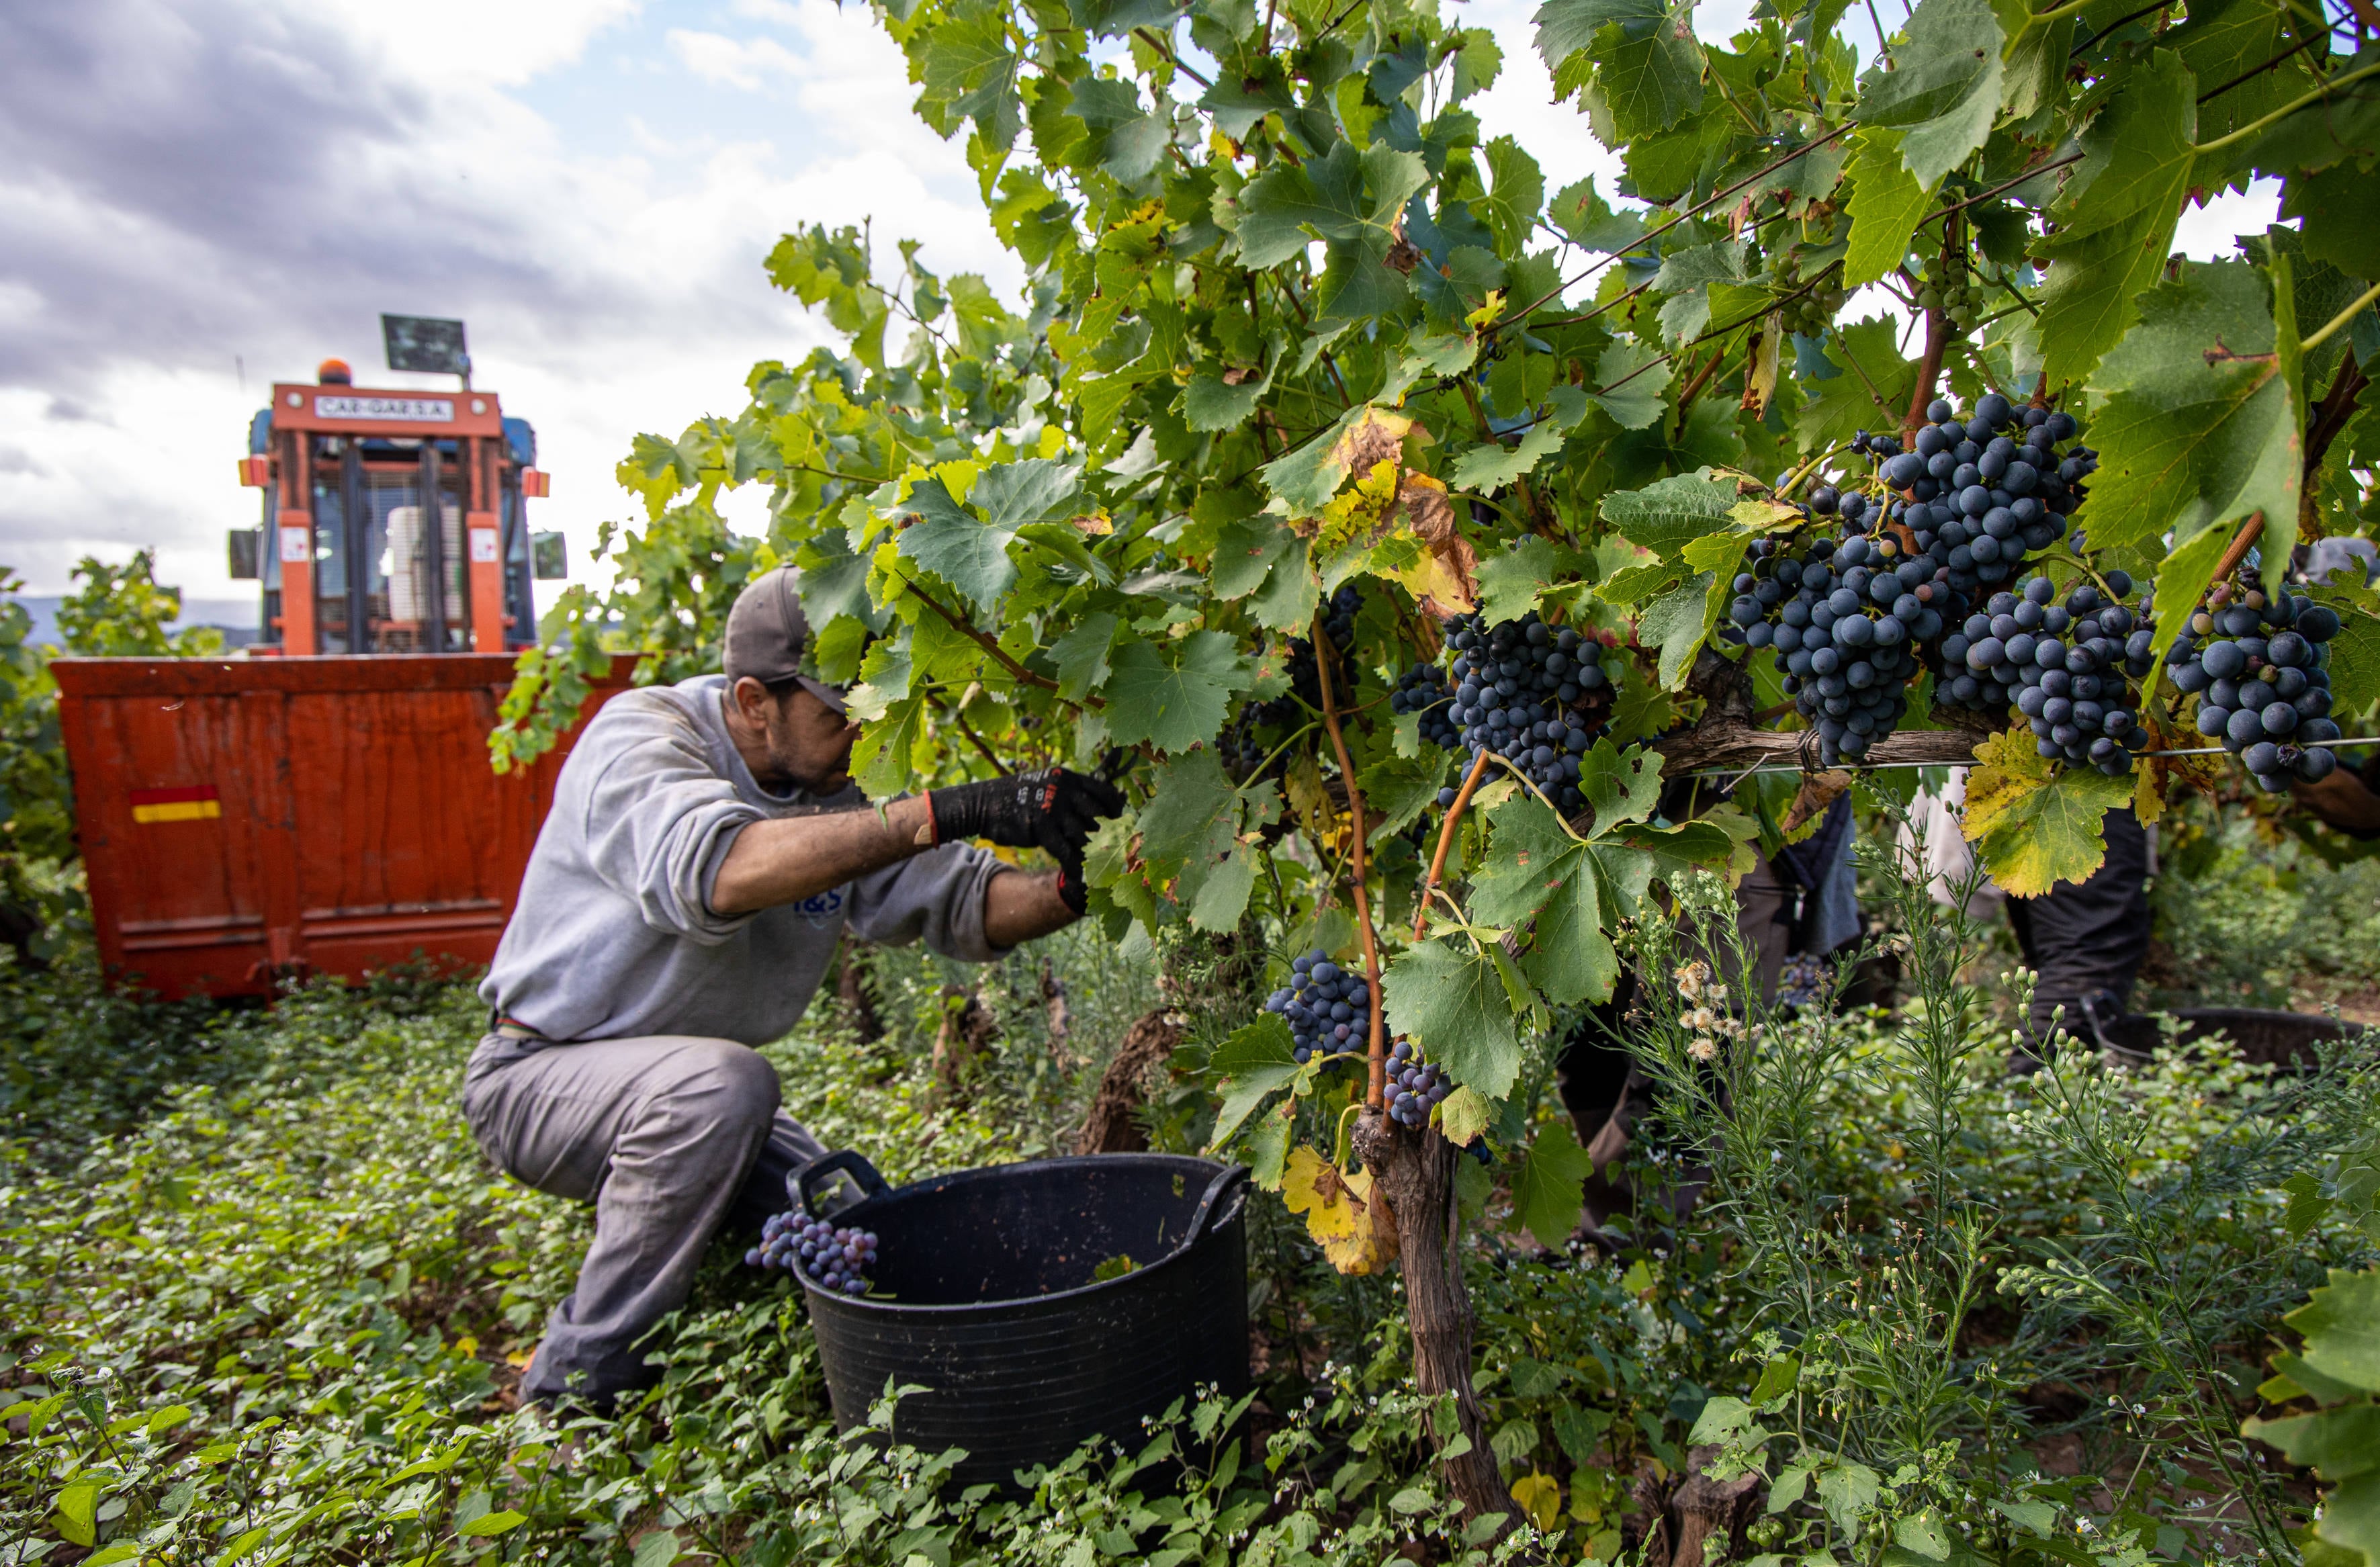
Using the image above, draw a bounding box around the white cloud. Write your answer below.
[0,0,1001,605]
[668,28,805,89]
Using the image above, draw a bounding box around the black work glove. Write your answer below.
[1053,845,1091,916]
[928,768,1127,868]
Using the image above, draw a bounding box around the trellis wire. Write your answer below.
[1687,733,2380,780]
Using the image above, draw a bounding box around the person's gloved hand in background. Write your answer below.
[927,768,1127,913]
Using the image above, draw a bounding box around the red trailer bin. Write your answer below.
[54,654,640,999]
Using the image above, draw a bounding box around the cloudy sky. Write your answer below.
[0,0,2274,621]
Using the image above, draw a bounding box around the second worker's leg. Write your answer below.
[2008,807,2152,1051]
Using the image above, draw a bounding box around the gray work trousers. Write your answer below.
[461,1033,826,1406]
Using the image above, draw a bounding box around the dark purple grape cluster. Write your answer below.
[1732,523,1930,766]
[2170,574,2342,791]
[1267,949,1371,1065]
[1425,610,1613,812]
[1955,570,2155,775]
[1224,586,1362,776]
[1390,662,1462,749]
[1849,394,2097,714]
[1865,394,2097,590]
[1384,1039,1448,1128]
[750,1209,879,1296]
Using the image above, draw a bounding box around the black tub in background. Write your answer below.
[2095,1006,2367,1070]
[791,1152,1251,1493]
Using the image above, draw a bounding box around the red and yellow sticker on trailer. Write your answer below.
[130,786,222,824]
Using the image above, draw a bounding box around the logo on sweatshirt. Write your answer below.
[793,889,845,928]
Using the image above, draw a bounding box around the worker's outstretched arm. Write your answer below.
[2291,768,2380,836]
[709,799,932,915]
[983,869,1079,948]
[709,768,1126,920]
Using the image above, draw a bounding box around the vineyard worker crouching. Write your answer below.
[466,566,1125,1413]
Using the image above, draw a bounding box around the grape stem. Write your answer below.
[903,581,1089,708]
[2302,281,2380,354]
[2210,508,2268,587]
[1415,748,1494,942]
[1312,611,1387,1112]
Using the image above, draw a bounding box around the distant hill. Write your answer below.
[16,596,263,652]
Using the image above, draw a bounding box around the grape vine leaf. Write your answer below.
[1650,240,1750,294]
[1104,631,1252,752]
[1249,534,1319,631]
[1961,728,2133,894]
[1472,136,1546,254]
[1210,516,1294,600]
[1191,842,1262,931]
[1185,351,1280,433]
[1843,130,1929,287]
[1599,472,1741,558]
[1534,0,1708,140]
[2170,0,2307,150]
[1235,142,1429,320]
[1513,1119,1598,1247]
[1448,385,1590,492]
[2283,1267,2380,1394]
[893,461,1083,614]
[2034,50,2197,390]
[2145,519,2236,672]
[1477,537,1590,625]
[1590,340,1674,429]
[2243,1267,2380,1567]
[1243,1105,1293,1192]
[1470,794,1634,1004]
[1549,174,1647,251]
[1638,571,1723,690]
[1207,1013,1300,1149]
[1384,938,1526,1100]
[2083,257,2303,578]
[1362,754,1446,839]
[2318,596,2380,717]
[1049,612,1120,701]
[1853,0,2003,191]
[1262,405,1415,512]
[1136,747,1242,885]
[1438,1085,1493,1145]
[852,693,930,799]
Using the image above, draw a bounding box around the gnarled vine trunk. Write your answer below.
[1074,1007,1182,1154]
[1352,1109,1508,1525]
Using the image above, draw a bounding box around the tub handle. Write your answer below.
[1184,1164,1250,1244]
[795,1150,893,1218]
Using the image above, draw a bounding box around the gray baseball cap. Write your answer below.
[723,566,848,714]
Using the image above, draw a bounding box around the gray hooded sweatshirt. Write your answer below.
[480,674,1007,1046]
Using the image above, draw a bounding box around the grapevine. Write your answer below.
[482,0,2380,1521]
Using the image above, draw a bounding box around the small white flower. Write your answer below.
[1688,1036,1718,1061]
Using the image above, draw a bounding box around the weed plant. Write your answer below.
[1,864,2369,1564]
[2146,804,2380,1013]
[1623,808,2379,1567]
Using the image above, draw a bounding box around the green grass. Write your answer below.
[0,904,2372,1566]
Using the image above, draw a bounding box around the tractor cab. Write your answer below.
[232,319,564,654]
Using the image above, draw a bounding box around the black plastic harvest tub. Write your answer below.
[2094,1006,2365,1070]
[790,1151,1251,1492]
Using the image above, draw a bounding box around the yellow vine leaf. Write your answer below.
[1962,728,2133,895]
[1956,727,2047,842]
[1281,1146,1399,1275]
